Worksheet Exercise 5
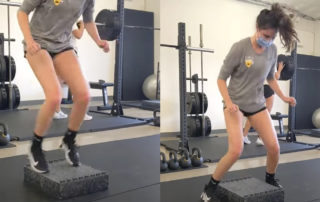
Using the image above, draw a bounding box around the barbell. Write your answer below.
[95,9,160,41]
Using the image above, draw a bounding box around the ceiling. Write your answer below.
[269,0,320,20]
[238,0,320,20]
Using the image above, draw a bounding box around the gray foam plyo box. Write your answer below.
[24,159,109,199]
[216,177,284,202]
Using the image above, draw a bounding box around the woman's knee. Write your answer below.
[267,142,280,155]
[73,90,90,105]
[228,146,243,161]
[45,95,62,109]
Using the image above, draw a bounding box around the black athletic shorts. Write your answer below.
[24,47,74,59]
[223,105,267,117]
[264,84,274,99]
[240,107,267,117]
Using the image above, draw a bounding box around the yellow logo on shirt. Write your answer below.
[54,0,62,6]
[245,59,253,68]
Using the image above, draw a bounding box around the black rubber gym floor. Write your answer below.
[0,135,159,202]
[121,100,160,111]
[295,129,320,138]
[0,142,15,149]
[95,184,160,202]
[0,108,147,141]
[161,135,317,162]
[161,158,320,202]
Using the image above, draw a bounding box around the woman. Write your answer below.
[243,61,285,145]
[17,0,109,173]
[201,4,298,201]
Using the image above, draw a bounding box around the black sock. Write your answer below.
[266,172,275,180]
[64,129,78,142]
[32,133,43,149]
[209,176,220,186]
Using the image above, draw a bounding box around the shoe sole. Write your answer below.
[53,116,68,120]
[27,151,49,174]
[61,142,80,167]
[200,192,211,202]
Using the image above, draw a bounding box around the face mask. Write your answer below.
[256,36,273,48]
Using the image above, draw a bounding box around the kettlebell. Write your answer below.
[191,147,204,167]
[160,152,168,172]
[0,123,9,146]
[168,151,179,170]
[179,149,192,169]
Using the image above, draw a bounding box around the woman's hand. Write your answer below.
[282,96,296,107]
[225,101,239,113]
[97,40,110,53]
[26,39,41,56]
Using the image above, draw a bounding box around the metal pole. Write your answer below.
[288,41,297,141]
[188,36,192,92]
[125,25,160,30]
[111,0,124,116]
[95,23,160,31]
[200,24,205,137]
[7,0,13,110]
[156,62,160,100]
[178,23,189,151]
[186,46,214,53]
[160,44,214,53]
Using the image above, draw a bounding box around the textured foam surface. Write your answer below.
[217,177,284,202]
[24,159,109,199]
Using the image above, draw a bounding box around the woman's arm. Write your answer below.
[17,10,40,55]
[267,78,296,106]
[217,79,239,112]
[84,21,109,52]
[72,21,85,39]
[274,61,285,80]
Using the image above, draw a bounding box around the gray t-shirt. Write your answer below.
[218,37,277,112]
[19,0,95,53]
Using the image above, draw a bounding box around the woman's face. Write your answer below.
[256,28,277,42]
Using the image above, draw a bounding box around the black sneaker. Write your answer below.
[28,146,49,173]
[266,178,283,188]
[200,183,219,202]
[61,138,80,167]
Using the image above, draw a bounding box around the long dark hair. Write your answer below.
[256,3,299,52]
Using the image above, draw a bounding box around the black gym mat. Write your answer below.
[0,142,15,149]
[161,135,316,162]
[95,184,160,202]
[161,158,320,202]
[0,135,159,202]
[121,100,160,111]
[0,108,147,141]
[294,129,320,138]
[161,164,208,174]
